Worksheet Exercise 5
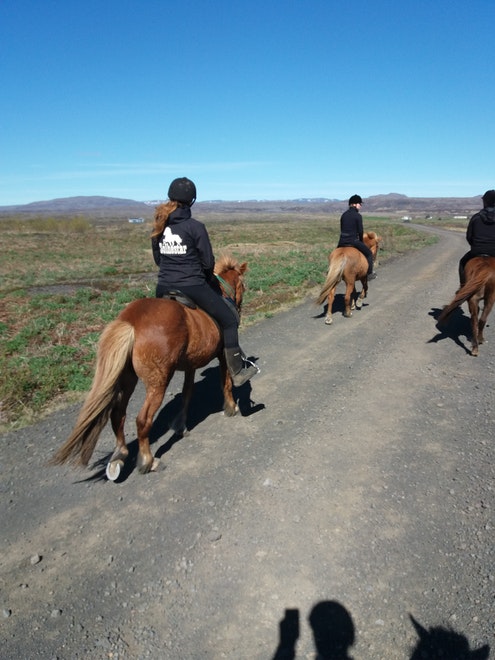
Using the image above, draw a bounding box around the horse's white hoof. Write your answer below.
[106,459,123,482]
[150,457,161,472]
[325,317,333,325]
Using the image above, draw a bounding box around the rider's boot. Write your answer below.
[224,347,259,387]
[367,256,377,280]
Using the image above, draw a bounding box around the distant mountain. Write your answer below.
[196,193,482,216]
[0,193,483,217]
[0,195,153,221]
[0,195,150,212]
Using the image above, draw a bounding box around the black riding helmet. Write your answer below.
[168,177,197,206]
[482,190,495,208]
[348,194,363,205]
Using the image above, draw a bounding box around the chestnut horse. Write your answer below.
[51,256,248,480]
[317,231,381,325]
[438,255,495,356]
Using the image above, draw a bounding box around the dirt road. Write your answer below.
[1,226,493,659]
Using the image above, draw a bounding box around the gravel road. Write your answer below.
[1,226,493,659]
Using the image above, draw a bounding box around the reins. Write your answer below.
[215,273,236,304]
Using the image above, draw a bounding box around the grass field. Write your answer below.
[0,213,438,430]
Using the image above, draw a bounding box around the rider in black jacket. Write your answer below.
[151,178,258,387]
[458,190,495,285]
[337,194,376,279]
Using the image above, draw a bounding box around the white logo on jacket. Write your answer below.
[160,226,187,254]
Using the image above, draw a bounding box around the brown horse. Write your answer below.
[438,255,495,356]
[51,256,248,480]
[317,231,381,325]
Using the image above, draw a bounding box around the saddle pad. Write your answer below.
[160,290,197,309]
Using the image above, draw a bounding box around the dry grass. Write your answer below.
[0,214,436,429]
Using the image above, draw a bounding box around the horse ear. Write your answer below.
[239,262,248,275]
[409,614,428,640]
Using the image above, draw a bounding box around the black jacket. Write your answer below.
[151,206,215,288]
[338,206,364,245]
[466,207,495,254]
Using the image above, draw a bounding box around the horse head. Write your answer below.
[214,255,248,314]
[409,615,489,659]
[364,231,383,261]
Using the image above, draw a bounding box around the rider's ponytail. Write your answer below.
[151,200,179,238]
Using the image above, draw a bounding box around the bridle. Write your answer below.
[215,272,242,320]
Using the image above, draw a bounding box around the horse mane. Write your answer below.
[364,230,382,250]
[363,231,382,265]
[214,254,246,277]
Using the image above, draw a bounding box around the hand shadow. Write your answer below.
[272,609,300,660]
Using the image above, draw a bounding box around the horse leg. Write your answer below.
[219,353,238,416]
[325,286,337,325]
[477,293,495,347]
[468,298,480,356]
[170,367,195,436]
[135,384,169,474]
[106,370,138,481]
[355,280,367,309]
[344,281,354,317]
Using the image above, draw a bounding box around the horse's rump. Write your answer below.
[120,297,222,371]
[438,256,495,324]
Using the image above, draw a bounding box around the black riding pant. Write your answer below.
[156,282,239,348]
[338,239,374,274]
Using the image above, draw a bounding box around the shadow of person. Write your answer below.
[308,600,355,659]
[409,615,490,659]
[272,608,300,659]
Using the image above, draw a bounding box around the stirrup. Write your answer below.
[241,354,260,374]
[231,362,260,387]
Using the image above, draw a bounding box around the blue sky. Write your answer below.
[1,0,493,205]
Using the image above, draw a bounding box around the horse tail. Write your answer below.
[438,273,488,324]
[317,253,346,306]
[51,319,135,467]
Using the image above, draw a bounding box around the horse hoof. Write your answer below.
[325,317,333,325]
[223,404,238,417]
[106,459,123,482]
[150,457,161,472]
